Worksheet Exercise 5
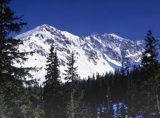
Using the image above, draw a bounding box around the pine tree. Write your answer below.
[45,47,60,84]
[141,30,160,115]
[64,52,78,83]
[142,30,159,69]
[64,52,82,118]
[0,0,32,117]
[43,46,63,118]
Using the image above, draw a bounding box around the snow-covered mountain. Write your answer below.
[15,24,144,83]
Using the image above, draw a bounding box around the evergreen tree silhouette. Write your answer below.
[142,30,159,69]
[141,30,160,115]
[0,0,32,117]
[43,46,63,118]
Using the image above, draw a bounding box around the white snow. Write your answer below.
[15,24,144,84]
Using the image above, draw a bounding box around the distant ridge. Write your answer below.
[15,24,144,83]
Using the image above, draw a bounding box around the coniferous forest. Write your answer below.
[0,0,160,118]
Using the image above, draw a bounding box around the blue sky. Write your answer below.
[11,0,160,40]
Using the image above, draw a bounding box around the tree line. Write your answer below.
[0,0,160,118]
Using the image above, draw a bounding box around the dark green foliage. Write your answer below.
[1,2,160,117]
[0,0,34,117]
[43,46,64,118]
[45,47,60,84]
[141,30,160,116]
[21,85,45,118]
[142,30,158,68]
[64,52,79,83]
[64,52,79,118]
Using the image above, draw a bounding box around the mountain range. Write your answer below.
[15,24,146,83]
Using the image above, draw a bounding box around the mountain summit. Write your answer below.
[15,24,144,83]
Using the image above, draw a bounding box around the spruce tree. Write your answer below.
[0,0,32,117]
[142,30,159,69]
[43,46,63,118]
[64,52,78,83]
[141,30,160,115]
[45,47,60,84]
[64,52,80,118]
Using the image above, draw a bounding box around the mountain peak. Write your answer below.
[36,24,57,31]
[40,24,51,28]
[15,24,144,83]
[15,24,58,39]
[105,33,125,39]
[109,33,124,39]
[101,33,130,42]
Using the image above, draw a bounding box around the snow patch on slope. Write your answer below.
[15,24,144,84]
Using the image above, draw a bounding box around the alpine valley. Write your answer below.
[15,24,145,83]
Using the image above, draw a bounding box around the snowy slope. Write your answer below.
[15,24,144,83]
